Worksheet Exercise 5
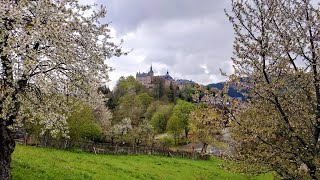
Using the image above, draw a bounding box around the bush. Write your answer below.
[67,102,103,141]
[159,136,174,148]
[199,154,211,160]
[177,137,189,146]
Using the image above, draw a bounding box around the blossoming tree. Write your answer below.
[226,0,320,178]
[0,0,123,179]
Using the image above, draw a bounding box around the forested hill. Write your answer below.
[207,82,245,99]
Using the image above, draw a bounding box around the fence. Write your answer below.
[16,138,211,160]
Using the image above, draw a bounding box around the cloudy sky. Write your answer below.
[96,0,235,89]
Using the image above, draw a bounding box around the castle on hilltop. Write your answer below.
[136,65,195,89]
[136,65,174,89]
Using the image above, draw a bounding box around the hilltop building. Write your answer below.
[136,65,175,89]
[175,79,195,89]
[136,66,154,89]
[161,70,175,87]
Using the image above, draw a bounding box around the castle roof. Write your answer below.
[176,79,195,85]
[136,72,150,77]
[136,65,174,80]
[162,74,173,81]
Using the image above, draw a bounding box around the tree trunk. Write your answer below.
[0,124,15,180]
[201,143,208,154]
[185,129,188,139]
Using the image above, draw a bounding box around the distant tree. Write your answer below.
[172,100,195,139]
[226,0,320,178]
[137,92,153,113]
[190,84,216,103]
[93,103,112,138]
[144,101,166,120]
[0,0,123,178]
[150,104,174,133]
[113,92,153,126]
[67,103,102,142]
[178,85,195,102]
[189,103,223,153]
[130,120,154,146]
[166,115,184,145]
[113,94,140,124]
[151,112,166,133]
[110,118,132,144]
[116,76,146,94]
[111,76,148,108]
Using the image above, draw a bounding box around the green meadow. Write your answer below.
[12,145,273,180]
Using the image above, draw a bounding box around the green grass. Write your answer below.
[12,144,273,180]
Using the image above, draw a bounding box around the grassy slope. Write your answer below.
[12,145,273,180]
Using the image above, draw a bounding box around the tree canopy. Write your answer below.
[0,0,123,179]
[226,0,320,178]
[67,102,102,142]
[151,104,174,133]
[189,103,223,153]
[171,100,195,139]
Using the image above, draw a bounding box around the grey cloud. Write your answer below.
[101,0,230,34]
[101,0,234,88]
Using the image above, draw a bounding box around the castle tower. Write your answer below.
[148,65,154,77]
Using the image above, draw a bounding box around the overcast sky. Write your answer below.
[95,0,234,89]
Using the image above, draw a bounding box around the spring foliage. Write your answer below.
[0,0,123,178]
[0,0,123,136]
[189,103,223,153]
[226,0,320,178]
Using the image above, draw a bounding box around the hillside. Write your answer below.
[11,145,273,180]
[207,78,250,99]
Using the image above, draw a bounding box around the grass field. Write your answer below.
[12,144,273,180]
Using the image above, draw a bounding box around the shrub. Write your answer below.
[67,103,103,141]
[159,136,174,148]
